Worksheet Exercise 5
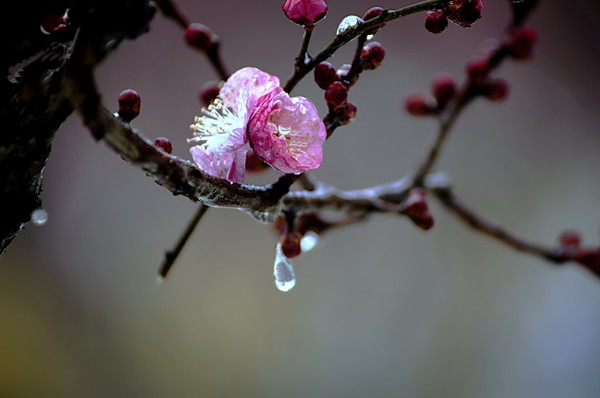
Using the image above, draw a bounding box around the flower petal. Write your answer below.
[219,67,280,115]
[248,88,326,174]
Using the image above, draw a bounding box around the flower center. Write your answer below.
[188,96,244,147]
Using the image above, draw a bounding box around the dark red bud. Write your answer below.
[199,81,221,107]
[153,137,173,154]
[404,93,432,116]
[337,102,357,125]
[559,231,582,248]
[314,62,338,90]
[484,78,510,101]
[410,211,435,231]
[362,6,386,35]
[361,41,385,70]
[184,23,218,52]
[506,26,537,60]
[40,14,68,34]
[424,10,448,34]
[281,232,302,258]
[466,57,490,85]
[445,0,484,28]
[431,73,457,108]
[575,248,600,277]
[325,81,348,110]
[117,89,141,122]
[404,188,429,217]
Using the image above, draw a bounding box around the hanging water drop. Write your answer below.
[31,208,48,226]
[273,243,296,292]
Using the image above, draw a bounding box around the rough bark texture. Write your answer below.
[1,0,156,253]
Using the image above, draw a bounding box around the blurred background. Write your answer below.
[2,1,600,397]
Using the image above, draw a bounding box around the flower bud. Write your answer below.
[117,89,141,122]
[558,230,581,248]
[314,62,338,90]
[199,81,221,107]
[506,26,537,60]
[361,41,385,70]
[184,23,218,52]
[362,6,386,35]
[281,232,302,258]
[446,0,484,28]
[404,93,432,116]
[40,13,69,34]
[483,78,510,101]
[337,102,357,125]
[282,0,328,26]
[465,57,490,85]
[431,73,457,108]
[325,81,348,110]
[153,137,173,154]
[424,10,448,34]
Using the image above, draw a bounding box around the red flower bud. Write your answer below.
[184,23,218,52]
[314,62,338,90]
[424,10,448,34]
[431,73,457,108]
[282,0,328,25]
[446,0,484,28]
[361,41,385,70]
[404,93,432,116]
[506,26,537,60]
[325,81,348,110]
[117,89,141,122]
[465,57,490,85]
[199,81,221,107]
[484,78,510,102]
[281,232,302,258]
[362,6,386,35]
[559,231,582,248]
[153,137,173,154]
[338,102,357,125]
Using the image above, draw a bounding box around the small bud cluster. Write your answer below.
[403,188,435,230]
[117,89,141,122]
[314,63,359,126]
[557,231,600,277]
[405,24,537,117]
[424,0,484,34]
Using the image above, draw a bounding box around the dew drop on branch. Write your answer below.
[336,15,364,36]
[274,243,296,292]
[31,208,48,226]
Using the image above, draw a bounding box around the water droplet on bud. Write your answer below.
[274,243,296,292]
[31,208,48,226]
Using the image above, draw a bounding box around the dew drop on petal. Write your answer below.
[300,231,319,252]
[274,243,296,292]
[337,15,364,36]
[31,208,48,226]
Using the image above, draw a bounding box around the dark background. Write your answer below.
[2,1,600,397]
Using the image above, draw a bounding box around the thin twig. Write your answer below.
[159,204,209,279]
[283,0,452,92]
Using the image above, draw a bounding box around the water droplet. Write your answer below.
[274,243,296,292]
[366,34,374,40]
[337,15,364,36]
[300,231,319,252]
[31,208,48,226]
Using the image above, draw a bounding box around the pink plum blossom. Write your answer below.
[189,67,326,183]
